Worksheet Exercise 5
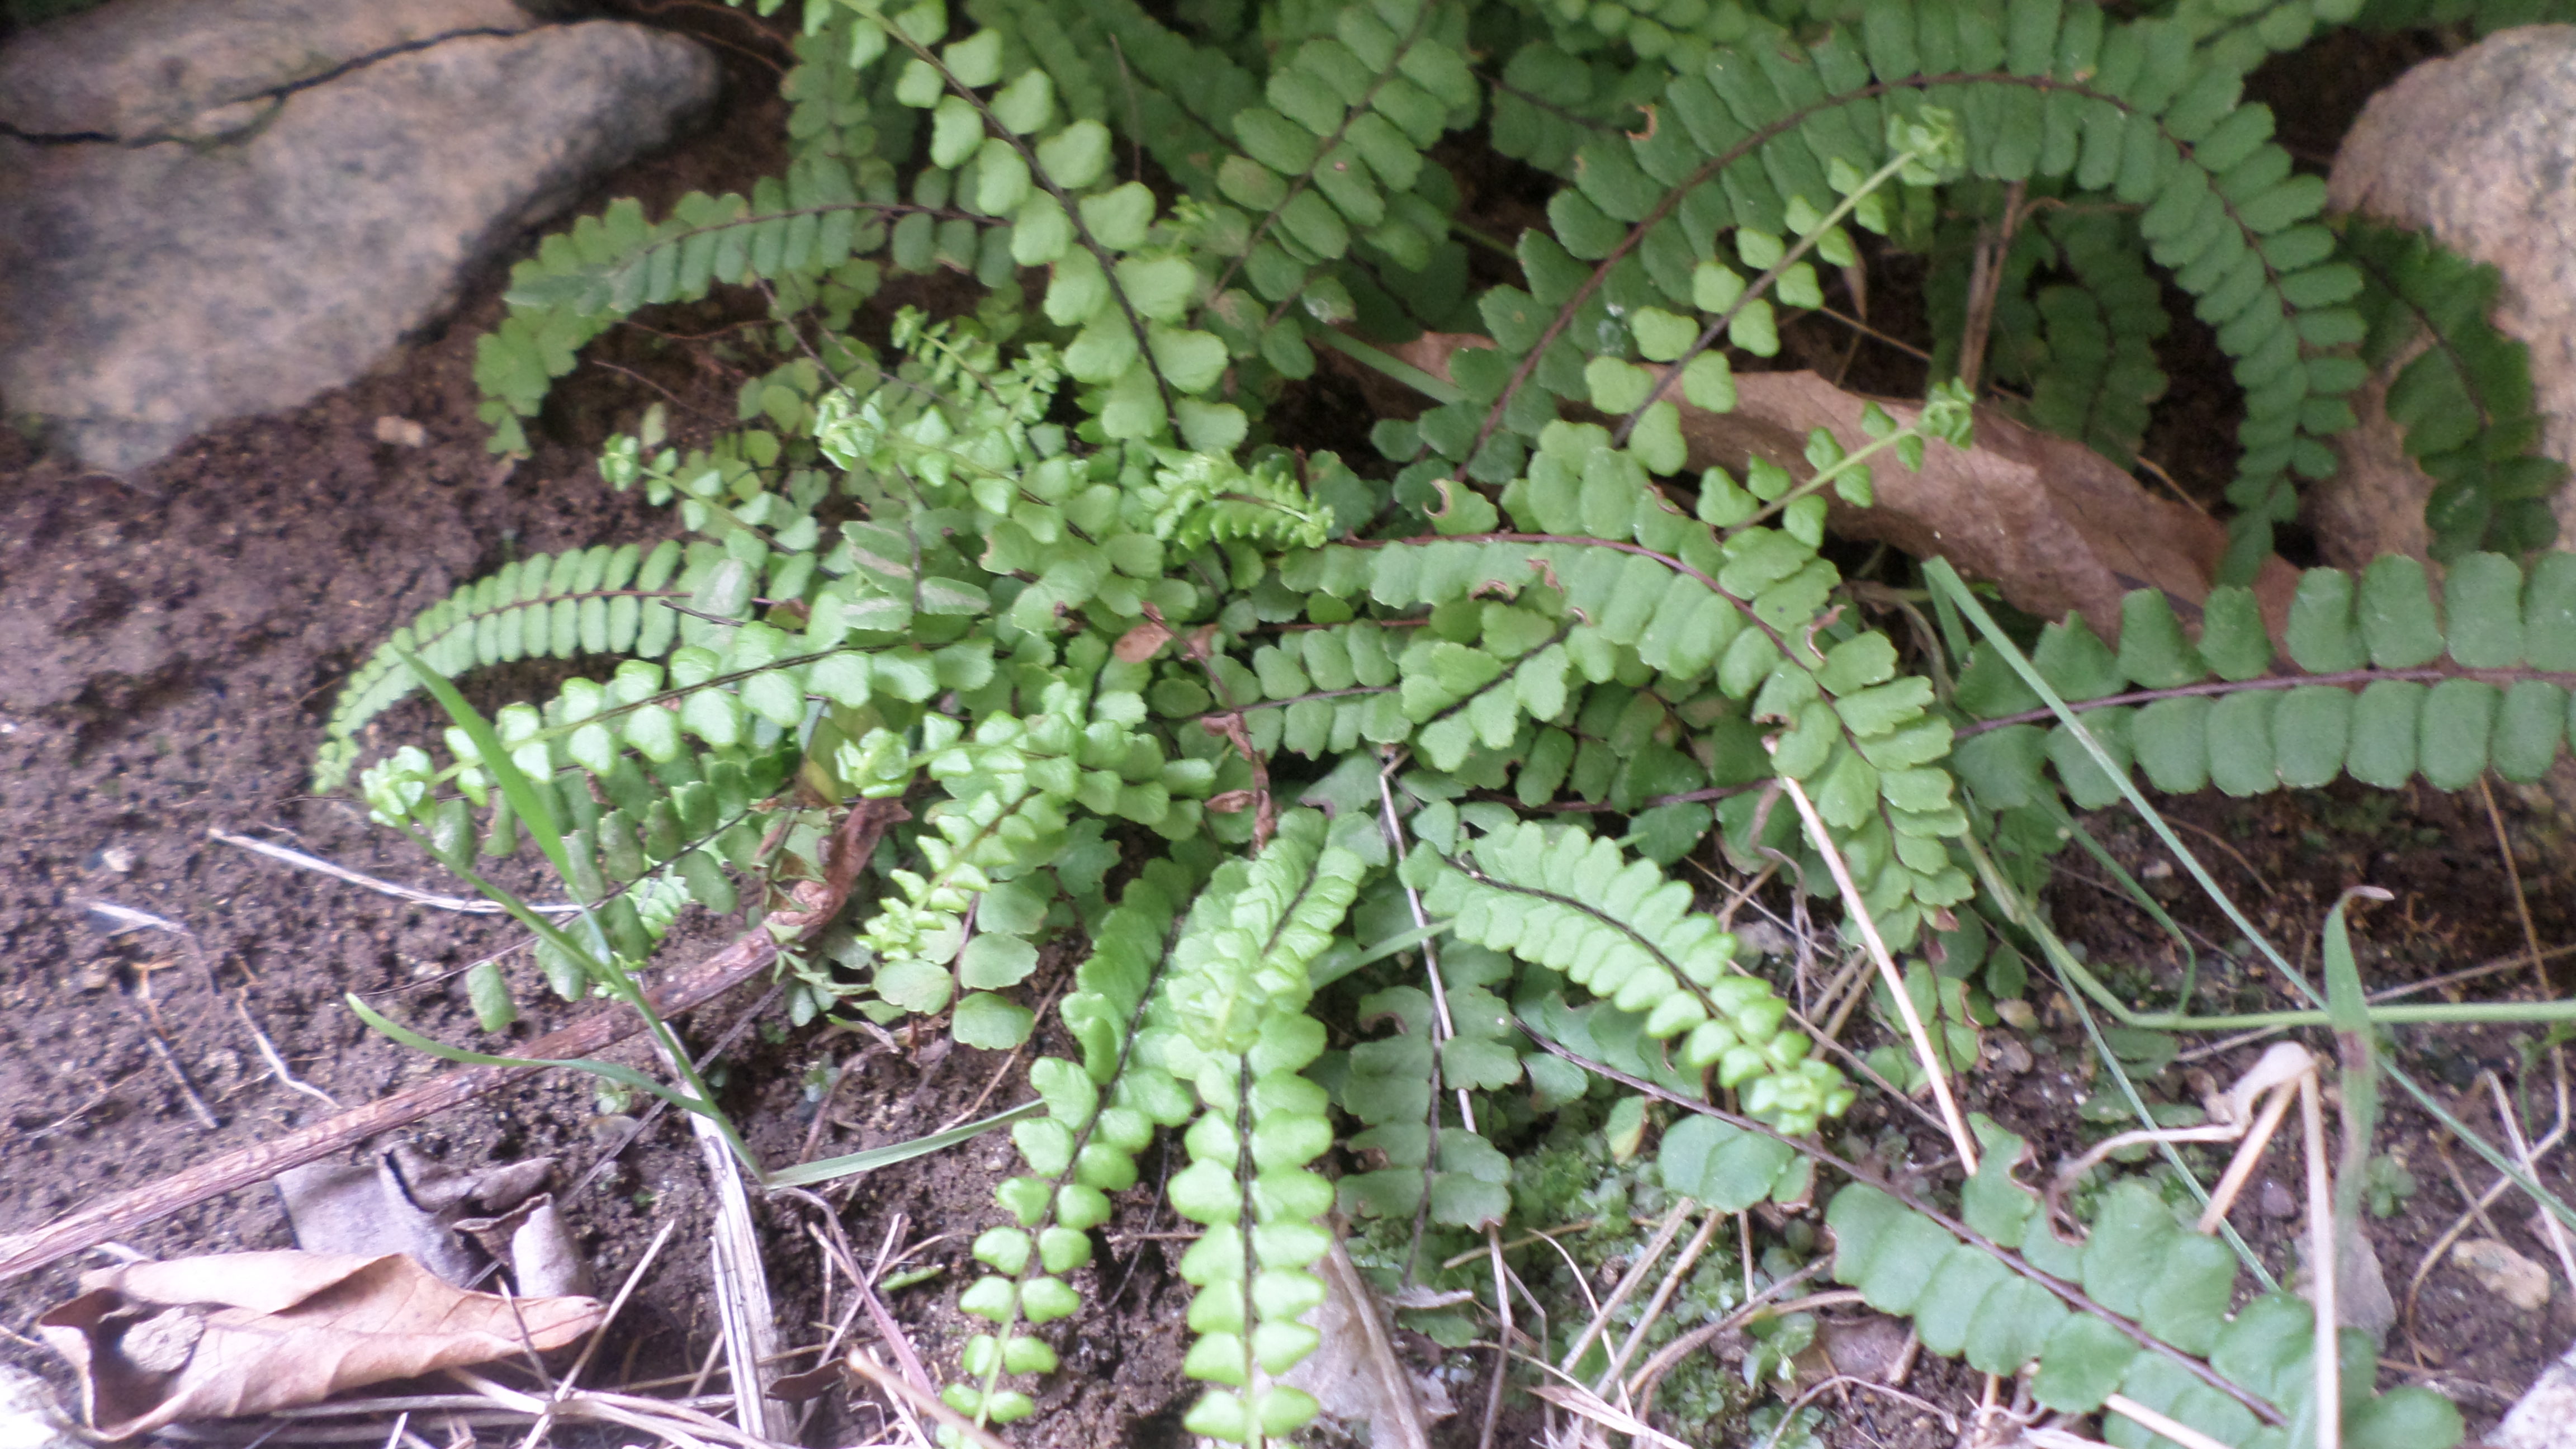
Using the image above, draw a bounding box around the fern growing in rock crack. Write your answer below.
[310,0,2576,1441]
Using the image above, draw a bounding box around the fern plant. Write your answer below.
[315,0,2576,1442]
[1828,1117,2462,1449]
[1950,553,2576,812]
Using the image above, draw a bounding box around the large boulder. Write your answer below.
[2319,26,2576,565]
[0,0,718,475]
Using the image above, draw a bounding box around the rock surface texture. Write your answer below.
[0,0,718,475]
[2321,26,2576,565]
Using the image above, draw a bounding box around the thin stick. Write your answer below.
[2103,1393,2239,1449]
[936,972,1069,1132]
[1599,1204,1727,1396]
[564,1221,679,1390]
[138,1029,222,1129]
[2489,1067,2576,1293]
[2195,1079,2299,1235]
[0,927,778,1280]
[2479,778,2552,1000]
[841,1351,1008,1449]
[840,1234,940,1399]
[1774,770,1979,1172]
[1522,1381,1693,1449]
[2403,1063,2569,1363]
[2302,1072,2340,1449]
[233,994,341,1109]
[1813,947,1876,1043]
[87,900,187,935]
[1624,1263,1837,1409]
[1557,1198,1693,1380]
[210,829,583,916]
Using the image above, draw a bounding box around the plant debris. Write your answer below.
[35,1250,602,1438]
[277,1143,588,1296]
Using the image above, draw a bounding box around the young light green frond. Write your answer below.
[315,540,697,790]
[1420,818,1852,1133]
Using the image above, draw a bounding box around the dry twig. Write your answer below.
[0,799,908,1282]
[1775,768,1980,1172]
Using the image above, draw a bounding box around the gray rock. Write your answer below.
[0,0,533,140]
[2499,1338,2576,1449]
[2320,26,2576,565]
[0,0,718,474]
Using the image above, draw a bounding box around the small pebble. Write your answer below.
[2455,1237,2553,1311]
[2258,1178,2298,1218]
[1986,1036,2034,1074]
[98,845,135,873]
[373,415,428,448]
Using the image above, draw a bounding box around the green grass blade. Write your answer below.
[1929,560,2576,1233]
[766,1100,1046,1187]
[346,991,723,1123]
[2327,889,2386,1230]
[400,651,572,886]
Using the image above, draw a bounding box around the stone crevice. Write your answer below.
[0,1,721,475]
[0,26,529,146]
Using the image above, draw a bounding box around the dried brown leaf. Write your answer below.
[1680,370,2301,643]
[1277,1235,1447,1448]
[1365,335,2302,643]
[278,1144,560,1289]
[37,1251,602,1438]
[1112,617,1174,662]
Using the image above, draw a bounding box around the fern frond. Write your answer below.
[1949,553,2576,812]
[950,869,1198,1427]
[316,541,690,789]
[2342,218,2565,557]
[1829,1116,2464,1446]
[1422,819,1852,1132]
[1293,413,1978,946]
[1330,937,1523,1228]
[1140,809,1362,1443]
[1424,0,2365,574]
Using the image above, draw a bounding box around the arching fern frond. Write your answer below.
[1416,0,2365,578]
[2341,217,2566,558]
[1949,553,2576,813]
[1419,818,1853,1132]
[317,541,693,790]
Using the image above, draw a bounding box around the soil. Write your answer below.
[3,11,2573,1449]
